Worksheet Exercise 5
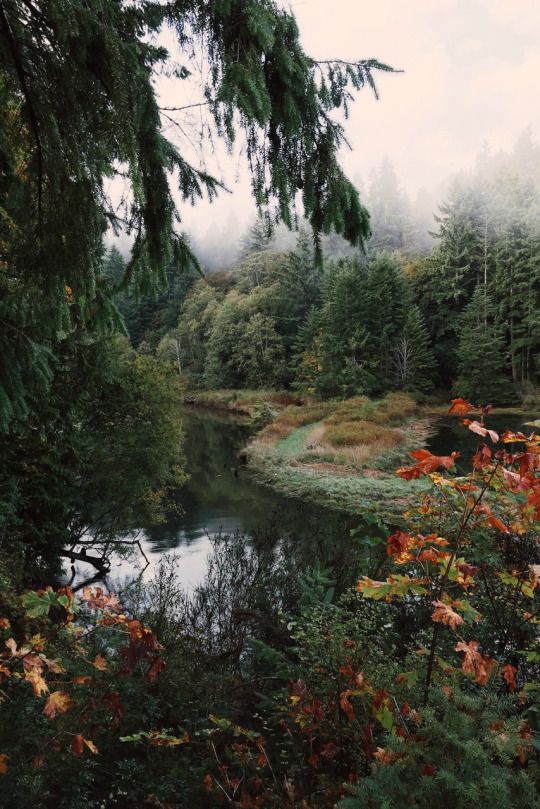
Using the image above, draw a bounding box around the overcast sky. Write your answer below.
[161,0,540,240]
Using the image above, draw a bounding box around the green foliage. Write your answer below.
[0,0,390,430]
[0,335,186,578]
[454,288,516,404]
[295,253,427,397]
[412,165,540,394]
[341,692,538,809]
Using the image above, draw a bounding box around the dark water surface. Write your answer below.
[70,409,353,589]
[427,412,536,469]
[69,408,536,590]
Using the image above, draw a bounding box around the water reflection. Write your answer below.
[68,409,537,591]
[68,409,353,590]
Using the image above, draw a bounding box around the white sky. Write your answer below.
[163,0,540,238]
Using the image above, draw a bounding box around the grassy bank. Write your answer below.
[183,388,306,419]
[244,392,432,520]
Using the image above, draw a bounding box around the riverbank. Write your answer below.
[182,389,538,520]
[240,392,433,520]
[183,388,306,419]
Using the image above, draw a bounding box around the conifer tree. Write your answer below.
[454,288,514,404]
[0,0,393,429]
[366,159,413,253]
[391,305,436,392]
[366,252,409,387]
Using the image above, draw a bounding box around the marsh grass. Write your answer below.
[245,391,432,516]
[186,388,306,417]
[324,419,404,449]
[256,403,332,444]
[324,392,418,427]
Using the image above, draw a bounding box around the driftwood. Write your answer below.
[61,549,110,573]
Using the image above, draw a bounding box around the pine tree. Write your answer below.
[454,288,515,404]
[391,305,437,392]
[366,159,413,253]
[366,252,409,388]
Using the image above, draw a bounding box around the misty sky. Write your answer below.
[161,0,540,241]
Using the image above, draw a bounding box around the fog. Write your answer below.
[114,1,540,267]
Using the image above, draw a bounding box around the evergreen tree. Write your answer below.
[413,183,491,384]
[366,159,412,253]
[366,252,409,387]
[391,305,437,392]
[491,175,540,387]
[454,288,515,404]
[0,0,393,429]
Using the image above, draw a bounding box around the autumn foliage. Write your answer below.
[0,585,165,775]
[1,401,538,807]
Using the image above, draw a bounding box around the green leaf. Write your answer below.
[378,704,394,731]
[21,589,60,618]
[397,670,418,688]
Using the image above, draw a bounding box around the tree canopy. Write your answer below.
[0,0,393,429]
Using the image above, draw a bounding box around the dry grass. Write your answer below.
[324,396,370,425]
[324,419,404,449]
[324,392,418,427]
[366,392,418,424]
[256,403,331,445]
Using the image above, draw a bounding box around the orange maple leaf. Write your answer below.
[93,654,108,672]
[397,449,459,480]
[502,664,517,692]
[455,641,495,685]
[43,690,72,720]
[71,734,99,756]
[0,754,7,774]
[25,670,49,697]
[432,600,464,631]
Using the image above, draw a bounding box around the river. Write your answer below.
[69,408,354,590]
[67,408,534,591]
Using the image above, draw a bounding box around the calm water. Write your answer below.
[427,412,536,470]
[68,408,536,590]
[68,409,353,590]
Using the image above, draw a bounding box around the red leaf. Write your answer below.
[146,656,166,683]
[397,450,459,480]
[501,431,528,443]
[71,735,84,757]
[203,774,213,792]
[340,690,355,721]
[449,398,474,416]
[464,420,499,443]
[503,664,517,692]
[387,531,411,558]
[487,515,509,534]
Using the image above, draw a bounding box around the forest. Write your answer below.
[113,136,540,406]
[0,1,539,808]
